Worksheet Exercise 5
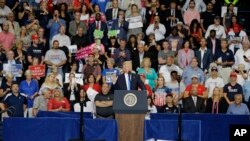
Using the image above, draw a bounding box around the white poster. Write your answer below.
[67,45,78,54]
[64,73,84,85]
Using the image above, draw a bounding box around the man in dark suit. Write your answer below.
[132,43,151,71]
[163,1,183,35]
[113,61,146,91]
[195,38,213,72]
[105,0,121,21]
[111,10,129,40]
[183,85,206,113]
[88,13,108,44]
[206,30,221,56]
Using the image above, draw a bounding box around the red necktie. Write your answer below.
[96,21,99,30]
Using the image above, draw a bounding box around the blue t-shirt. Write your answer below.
[91,0,109,13]
[3,93,27,117]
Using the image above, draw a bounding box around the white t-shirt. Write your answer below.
[205,77,224,98]
[159,65,183,85]
[74,101,95,113]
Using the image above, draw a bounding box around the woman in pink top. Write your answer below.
[0,22,15,51]
[183,0,200,27]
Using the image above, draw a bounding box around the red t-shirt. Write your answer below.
[185,84,206,96]
[47,97,70,111]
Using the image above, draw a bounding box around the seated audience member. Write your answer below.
[227,94,250,115]
[13,41,28,70]
[51,67,63,87]
[139,74,153,96]
[163,94,178,113]
[223,72,243,105]
[177,40,194,69]
[32,88,51,116]
[183,74,208,99]
[63,73,81,111]
[83,74,101,101]
[113,61,146,90]
[137,57,158,89]
[102,58,120,85]
[183,85,206,113]
[94,83,114,119]
[153,76,172,113]
[74,89,94,113]
[205,66,224,98]
[189,19,203,43]
[19,70,39,118]
[47,87,70,112]
[182,57,205,86]
[0,83,27,117]
[82,53,102,83]
[205,87,228,114]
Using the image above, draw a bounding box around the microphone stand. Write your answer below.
[79,100,84,141]
[69,101,84,141]
[177,78,182,141]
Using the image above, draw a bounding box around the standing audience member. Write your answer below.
[0,83,27,117]
[47,87,70,112]
[19,70,39,117]
[95,83,114,118]
[0,21,15,51]
[32,88,51,116]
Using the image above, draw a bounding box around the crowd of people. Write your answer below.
[0,0,250,119]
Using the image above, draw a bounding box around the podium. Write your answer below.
[113,90,147,141]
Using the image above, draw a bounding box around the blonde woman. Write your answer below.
[47,87,70,112]
[137,57,158,89]
[39,74,60,95]
[205,87,228,114]
[16,26,31,50]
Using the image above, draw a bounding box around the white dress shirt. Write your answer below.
[146,23,166,41]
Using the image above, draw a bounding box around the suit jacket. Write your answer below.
[105,8,121,21]
[163,8,183,27]
[132,51,151,72]
[183,96,206,113]
[206,37,221,55]
[63,83,81,102]
[195,48,213,71]
[69,20,87,36]
[177,49,195,69]
[88,21,108,44]
[113,73,146,91]
[111,19,129,40]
